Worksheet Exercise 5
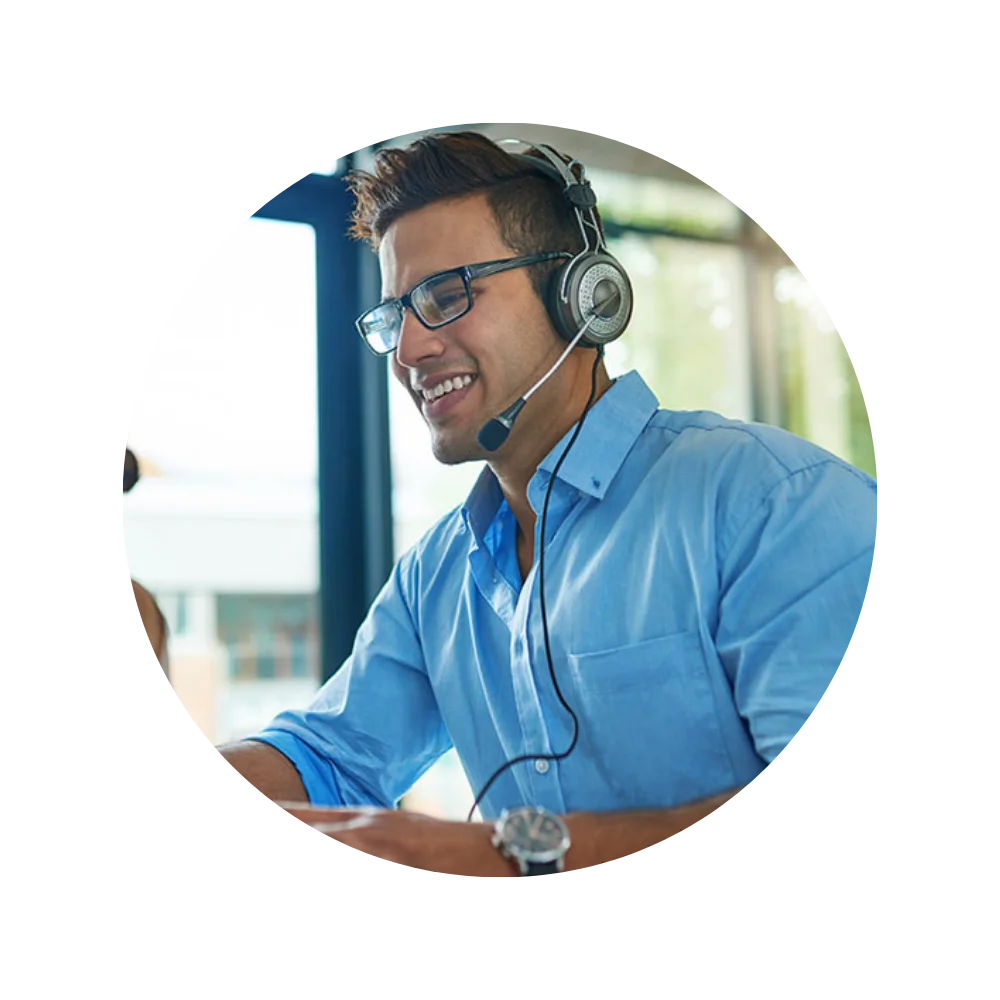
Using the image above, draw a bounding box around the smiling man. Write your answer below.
[219,132,877,875]
[381,190,617,579]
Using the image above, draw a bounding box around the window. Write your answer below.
[605,233,752,420]
[124,217,321,744]
[155,591,188,638]
[774,266,876,477]
[589,167,743,239]
[217,594,319,681]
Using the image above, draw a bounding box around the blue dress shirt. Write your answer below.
[254,371,876,819]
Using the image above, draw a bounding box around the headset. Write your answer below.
[468,139,632,819]
[476,139,634,452]
[503,138,633,349]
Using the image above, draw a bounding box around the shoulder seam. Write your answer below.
[648,415,874,486]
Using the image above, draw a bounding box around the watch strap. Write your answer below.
[523,859,560,876]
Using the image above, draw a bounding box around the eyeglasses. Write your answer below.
[355,252,570,356]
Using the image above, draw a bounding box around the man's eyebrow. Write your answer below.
[380,265,453,306]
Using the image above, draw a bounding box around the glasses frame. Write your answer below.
[355,251,571,356]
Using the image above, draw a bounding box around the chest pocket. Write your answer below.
[565,629,736,808]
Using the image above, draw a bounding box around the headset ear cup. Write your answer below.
[548,254,633,346]
[594,253,633,347]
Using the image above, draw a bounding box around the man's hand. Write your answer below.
[281,788,741,876]
[280,804,517,876]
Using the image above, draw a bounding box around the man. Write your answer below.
[220,132,876,875]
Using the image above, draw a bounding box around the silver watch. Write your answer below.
[491,806,571,875]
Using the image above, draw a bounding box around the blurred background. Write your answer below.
[123,123,875,821]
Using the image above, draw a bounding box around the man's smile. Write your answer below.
[412,372,479,418]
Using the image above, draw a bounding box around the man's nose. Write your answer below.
[394,309,446,370]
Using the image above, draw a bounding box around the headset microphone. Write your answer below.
[477,399,526,453]
[476,308,609,452]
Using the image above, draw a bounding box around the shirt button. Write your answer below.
[535,759,550,774]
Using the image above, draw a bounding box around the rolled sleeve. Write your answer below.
[246,731,347,806]
[715,459,876,762]
[252,553,454,807]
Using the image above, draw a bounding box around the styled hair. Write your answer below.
[346,131,599,299]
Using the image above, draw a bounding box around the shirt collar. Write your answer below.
[462,370,659,536]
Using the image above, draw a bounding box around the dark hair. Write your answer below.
[124,447,139,493]
[346,131,599,299]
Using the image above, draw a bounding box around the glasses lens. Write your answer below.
[358,303,401,354]
[412,271,470,327]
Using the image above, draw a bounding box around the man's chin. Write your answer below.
[429,429,485,466]
[430,445,481,466]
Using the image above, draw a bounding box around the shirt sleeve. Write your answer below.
[714,458,876,763]
[252,552,453,807]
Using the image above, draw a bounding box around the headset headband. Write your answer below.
[498,138,606,255]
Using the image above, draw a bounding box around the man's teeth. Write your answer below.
[422,374,474,402]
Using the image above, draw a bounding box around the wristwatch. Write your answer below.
[492,806,571,875]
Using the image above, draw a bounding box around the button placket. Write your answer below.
[508,594,545,754]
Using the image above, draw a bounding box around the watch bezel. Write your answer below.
[491,806,571,866]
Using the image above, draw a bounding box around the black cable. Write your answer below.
[467,348,604,821]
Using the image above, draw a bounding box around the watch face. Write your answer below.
[498,807,570,863]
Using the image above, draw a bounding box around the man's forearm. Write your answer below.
[563,788,742,871]
[218,740,309,803]
[282,788,745,876]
